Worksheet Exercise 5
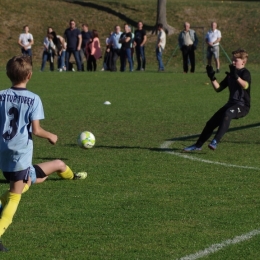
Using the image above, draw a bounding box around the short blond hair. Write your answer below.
[232,49,248,61]
[6,55,32,84]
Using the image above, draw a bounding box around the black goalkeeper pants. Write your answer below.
[196,103,249,147]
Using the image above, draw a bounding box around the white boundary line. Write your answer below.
[178,229,260,260]
[159,133,260,259]
[160,134,260,171]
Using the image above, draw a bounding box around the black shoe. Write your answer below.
[216,69,220,73]
[0,241,8,252]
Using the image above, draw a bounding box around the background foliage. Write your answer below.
[0,0,259,71]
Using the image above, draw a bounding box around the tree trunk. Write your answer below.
[156,0,175,35]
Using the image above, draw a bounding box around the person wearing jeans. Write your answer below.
[156,23,166,72]
[64,19,82,71]
[119,24,133,72]
[134,21,147,71]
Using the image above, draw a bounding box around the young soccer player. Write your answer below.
[0,55,87,252]
[184,49,251,151]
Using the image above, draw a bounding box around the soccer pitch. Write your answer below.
[0,70,260,259]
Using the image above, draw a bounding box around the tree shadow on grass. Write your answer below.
[62,0,155,31]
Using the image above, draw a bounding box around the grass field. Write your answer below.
[0,69,260,259]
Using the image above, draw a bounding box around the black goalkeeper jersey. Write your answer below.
[219,68,251,108]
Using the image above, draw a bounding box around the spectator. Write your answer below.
[156,23,166,72]
[64,19,82,71]
[18,25,34,63]
[129,26,135,69]
[184,49,251,151]
[40,27,54,71]
[178,22,198,73]
[86,30,101,72]
[134,21,147,71]
[109,25,122,72]
[205,22,222,73]
[50,31,67,72]
[101,31,113,71]
[119,24,133,72]
[80,24,92,71]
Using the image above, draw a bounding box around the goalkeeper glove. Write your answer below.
[206,65,216,81]
[229,64,239,80]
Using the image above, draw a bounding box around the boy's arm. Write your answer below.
[32,120,58,145]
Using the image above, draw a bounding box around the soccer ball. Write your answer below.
[77,131,95,149]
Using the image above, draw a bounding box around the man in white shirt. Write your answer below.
[205,22,221,72]
[156,23,166,72]
[18,25,34,60]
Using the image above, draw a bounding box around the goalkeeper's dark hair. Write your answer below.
[232,49,248,60]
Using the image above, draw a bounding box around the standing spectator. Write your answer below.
[86,30,101,72]
[134,21,147,71]
[50,31,67,72]
[101,31,113,71]
[119,24,133,72]
[40,27,54,71]
[64,19,82,71]
[109,25,122,72]
[184,49,251,152]
[80,24,92,71]
[156,23,166,72]
[18,25,34,63]
[129,26,135,69]
[178,22,198,73]
[205,22,222,73]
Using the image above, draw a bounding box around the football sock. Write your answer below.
[0,191,9,215]
[0,184,29,213]
[22,184,30,194]
[57,165,74,180]
[0,192,21,237]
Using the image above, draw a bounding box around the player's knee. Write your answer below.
[55,160,67,172]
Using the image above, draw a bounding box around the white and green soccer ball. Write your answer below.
[77,131,95,149]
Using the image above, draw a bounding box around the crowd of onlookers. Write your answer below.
[18,20,221,73]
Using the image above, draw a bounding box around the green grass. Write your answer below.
[0,70,260,259]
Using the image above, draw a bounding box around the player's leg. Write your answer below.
[34,160,87,183]
[210,105,249,150]
[183,106,227,151]
[0,170,30,248]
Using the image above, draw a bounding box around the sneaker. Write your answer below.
[58,68,63,72]
[183,144,202,152]
[73,172,87,180]
[216,69,220,73]
[208,139,217,150]
[0,241,8,252]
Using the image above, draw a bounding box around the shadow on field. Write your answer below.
[166,122,260,142]
[62,0,155,31]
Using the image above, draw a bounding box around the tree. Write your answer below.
[156,0,175,35]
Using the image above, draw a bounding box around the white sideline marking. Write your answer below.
[160,134,260,259]
[160,136,260,171]
[178,229,260,260]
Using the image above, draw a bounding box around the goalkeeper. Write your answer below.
[184,49,251,151]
